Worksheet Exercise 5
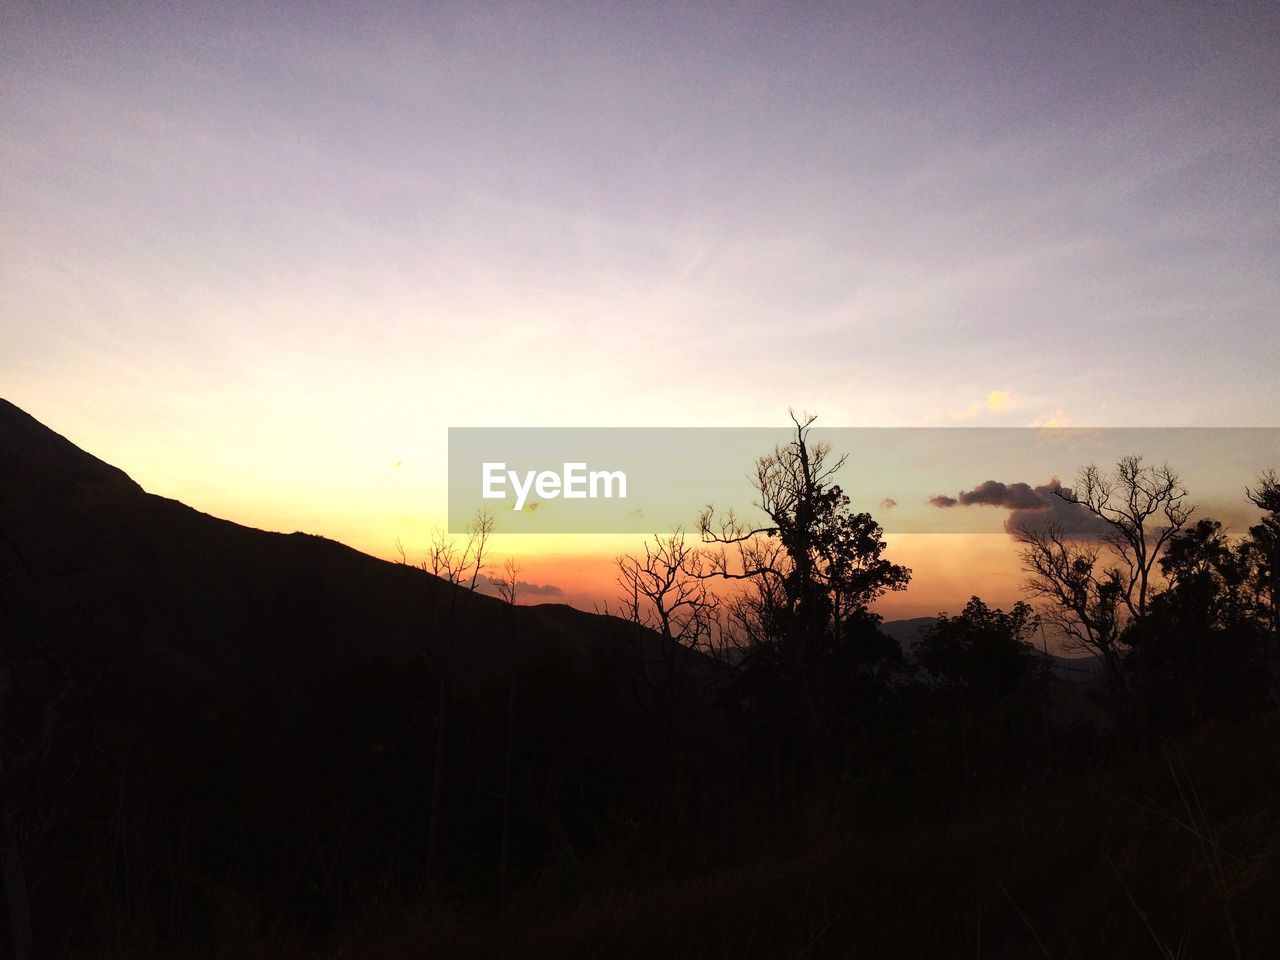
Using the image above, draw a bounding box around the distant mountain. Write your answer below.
[878,616,937,653]
[879,615,1103,682]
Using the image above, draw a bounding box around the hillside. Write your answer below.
[0,397,682,690]
[0,399,721,951]
[5,399,1274,960]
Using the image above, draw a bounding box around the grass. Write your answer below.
[102,713,1280,960]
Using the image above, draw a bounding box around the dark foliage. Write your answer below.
[3,400,1278,958]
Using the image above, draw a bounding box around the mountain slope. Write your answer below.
[0,399,719,949]
[0,397,700,711]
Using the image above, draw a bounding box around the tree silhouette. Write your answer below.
[1243,470,1280,677]
[397,509,495,884]
[1016,458,1192,714]
[1057,457,1193,621]
[698,412,910,782]
[1015,522,1129,693]
[616,529,718,654]
[699,413,910,653]
[1144,518,1268,728]
[916,597,1044,709]
[915,597,1049,791]
[612,530,720,850]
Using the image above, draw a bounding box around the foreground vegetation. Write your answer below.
[4,403,1278,958]
[161,711,1280,960]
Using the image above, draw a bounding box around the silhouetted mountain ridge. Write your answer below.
[0,397,696,698]
[1,399,720,925]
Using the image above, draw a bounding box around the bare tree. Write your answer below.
[616,529,718,653]
[396,509,495,884]
[0,529,43,960]
[1056,456,1193,621]
[494,557,519,908]
[422,509,495,598]
[698,412,909,651]
[612,530,722,838]
[1015,457,1193,741]
[494,556,521,606]
[609,529,738,738]
[0,668,34,960]
[696,412,909,782]
[1015,522,1129,694]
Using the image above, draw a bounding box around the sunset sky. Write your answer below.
[3,2,1278,619]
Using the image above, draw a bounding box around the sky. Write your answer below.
[3,1,1278,619]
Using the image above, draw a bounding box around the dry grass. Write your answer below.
[163,714,1280,960]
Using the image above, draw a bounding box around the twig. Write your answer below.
[995,876,1051,959]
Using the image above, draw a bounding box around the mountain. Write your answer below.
[880,614,1104,682]
[878,616,937,653]
[0,396,717,761]
[2,399,1117,955]
[0,399,719,946]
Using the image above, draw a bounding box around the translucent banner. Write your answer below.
[448,427,1280,534]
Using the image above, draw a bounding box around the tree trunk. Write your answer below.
[497,673,515,909]
[424,674,447,883]
[1,806,33,960]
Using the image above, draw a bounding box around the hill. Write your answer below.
[7,399,1267,960]
[0,399,720,951]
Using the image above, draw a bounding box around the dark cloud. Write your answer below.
[1005,483,1111,537]
[955,480,1045,510]
[928,478,1112,537]
[475,574,564,597]
[879,497,898,510]
[515,579,564,597]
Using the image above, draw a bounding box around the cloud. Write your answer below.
[475,574,564,597]
[928,478,1112,536]
[879,497,897,510]
[1030,409,1071,428]
[514,579,564,597]
[953,390,1013,421]
[953,480,1045,510]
